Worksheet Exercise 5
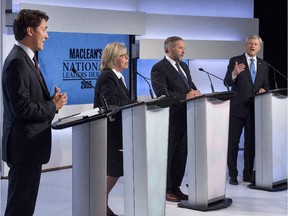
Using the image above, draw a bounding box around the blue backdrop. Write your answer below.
[39,32,130,104]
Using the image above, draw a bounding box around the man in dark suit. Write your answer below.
[1,9,67,215]
[224,34,269,185]
[151,36,201,202]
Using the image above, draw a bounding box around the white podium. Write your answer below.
[52,111,108,216]
[249,89,287,191]
[121,97,176,216]
[178,92,235,211]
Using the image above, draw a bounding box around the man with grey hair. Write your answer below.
[224,34,269,185]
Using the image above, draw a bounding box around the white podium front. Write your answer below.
[121,97,175,216]
[178,92,235,211]
[52,111,108,216]
[249,89,287,191]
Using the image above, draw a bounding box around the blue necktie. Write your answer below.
[250,59,256,83]
[176,63,189,87]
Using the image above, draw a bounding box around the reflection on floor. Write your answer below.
[1,167,287,216]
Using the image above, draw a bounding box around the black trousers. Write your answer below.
[5,163,42,216]
[227,114,255,179]
[166,127,187,192]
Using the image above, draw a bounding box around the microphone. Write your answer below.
[133,71,171,98]
[267,63,288,90]
[71,67,95,89]
[71,67,118,121]
[134,71,154,99]
[199,68,230,92]
[199,68,214,93]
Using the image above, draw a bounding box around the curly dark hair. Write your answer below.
[13,9,49,41]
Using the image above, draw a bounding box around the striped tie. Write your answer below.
[176,63,189,87]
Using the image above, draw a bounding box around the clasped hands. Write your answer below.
[186,89,201,99]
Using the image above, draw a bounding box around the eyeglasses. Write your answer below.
[119,53,129,59]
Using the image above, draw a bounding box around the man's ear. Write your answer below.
[26,26,33,36]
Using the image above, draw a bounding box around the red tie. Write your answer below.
[33,56,43,81]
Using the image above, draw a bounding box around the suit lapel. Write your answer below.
[240,54,254,85]
[164,59,190,90]
[118,78,130,97]
[26,56,51,98]
[247,57,263,86]
[253,57,263,86]
[16,46,51,98]
[179,61,196,90]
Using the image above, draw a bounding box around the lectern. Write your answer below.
[121,97,176,216]
[249,89,287,191]
[52,109,108,216]
[178,92,235,211]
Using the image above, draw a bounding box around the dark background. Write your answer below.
[254,0,287,89]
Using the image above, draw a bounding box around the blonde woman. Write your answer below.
[94,42,136,216]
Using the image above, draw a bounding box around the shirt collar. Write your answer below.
[245,53,256,62]
[112,68,123,79]
[16,42,35,60]
[165,55,177,65]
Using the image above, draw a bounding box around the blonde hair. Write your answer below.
[100,42,127,71]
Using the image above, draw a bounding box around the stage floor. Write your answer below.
[1,156,287,216]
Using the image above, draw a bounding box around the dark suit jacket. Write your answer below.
[151,57,197,129]
[94,69,135,150]
[94,69,133,108]
[2,45,56,164]
[224,53,269,118]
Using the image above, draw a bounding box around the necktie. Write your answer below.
[250,59,256,83]
[176,63,189,87]
[33,56,43,81]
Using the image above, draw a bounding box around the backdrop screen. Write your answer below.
[38,32,130,105]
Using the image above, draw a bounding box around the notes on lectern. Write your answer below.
[55,107,101,126]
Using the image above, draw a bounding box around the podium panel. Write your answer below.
[52,111,108,216]
[179,92,233,211]
[253,91,287,191]
[122,103,169,216]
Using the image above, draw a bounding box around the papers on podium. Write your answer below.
[54,107,102,126]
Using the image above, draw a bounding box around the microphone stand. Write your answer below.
[199,68,230,91]
[273,70,279,90]
[268,64,288,90]
[206,73,215,93]
[134,71,171,98]
[268,64,288,80]
[71,67,95,89]
[71,67,117,121]
[134,71,154,99]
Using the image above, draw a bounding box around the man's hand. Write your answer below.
[52,87,68,110]
[186,89,201,99]
[232,61,246,78]
[257,88,266,94]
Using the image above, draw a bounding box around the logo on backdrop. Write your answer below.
[62,48,102,89]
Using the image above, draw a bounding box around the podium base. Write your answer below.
[178,198,232,211]
[248,182,287,192]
